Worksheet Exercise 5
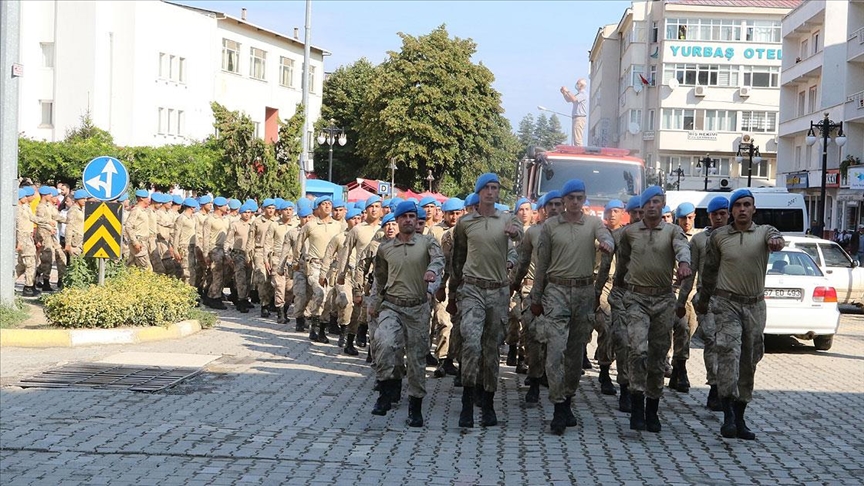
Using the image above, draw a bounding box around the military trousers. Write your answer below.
[608,287,630,385]
[542,283,594,404]
[625,290,676,399]
[290,269,309,319]
[304,259,327,318]
[711,296,766,403]
[207,249,226,300]
[693,291,718,384]
[520,285,546,379]
[446,297,462,364]
[38,241,67,282]
[506,292,523,346]
[149,237,165,274]
[177,246,197,287]
[593,280,616,366]
[231,251,250,300]
[127,240,153,271]
[323,281,353,326]
[251,248,273,305]
[672,291,698,360]
[459,283,508,393]
[431,294,452,359]
[375,300,432,398]
[16,254,37,287]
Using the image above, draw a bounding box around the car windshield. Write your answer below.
[821,243,853,267]
[767,251,823,277]
[538,157,642,204]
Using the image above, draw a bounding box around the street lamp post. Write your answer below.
[736,134,762,188]
[697,154,715,191]
[426,170,435,192]
[389,158,398,197]
[673,164,684,190]
[537,105,573,145]
[806,113,847,238]
[316,119,347,182]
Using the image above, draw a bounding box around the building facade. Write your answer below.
[17,0,326,149]
[589,0,799,192]
[777,0,864,234]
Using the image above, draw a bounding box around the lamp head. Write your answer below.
[338,133,347,146]
[317,133,326,145]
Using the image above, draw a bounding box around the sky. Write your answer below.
[179,0,631,130]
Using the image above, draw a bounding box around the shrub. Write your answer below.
[63,256,128,289]
[44,269,199,328]
[0,299,29,329]
[188,308,218,329]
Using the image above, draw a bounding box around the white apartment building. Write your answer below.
[589,0,798,192]
[778,0,864,234]
[17,0,326,148]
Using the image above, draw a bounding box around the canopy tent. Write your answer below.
[397,188,423,200]
[416,191,448,203]
[305,179,345,200]
[347,185,376,203]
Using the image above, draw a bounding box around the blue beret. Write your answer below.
[625,195,641,212]
[313,196,332,209]
[406,198,419,205]
[262,198,276,208]
[275,200,287,211]
[296,197,313,209]
[73,189,89,200]
[419,196,437,207]
[365,195,382,209]
[172,195,184,205]
[274,197,285,207]
[50,187,59,196]
[393,201,419,219]
[474,172,500,193]
[531,204,537,211]
[18,188,29,200]
[382,198,391,207]
[39,186,52,195]
[198,195,212,205]
[21,186,35,197]
[150,192,165,204]
[389,197,404,210]
[183,197,200,209]
[381,213,396,226]
[729,188,754,207]
[283,200,295,209]
[297,205,313,217]
[675,202,696,218]
[514,197,531,211]
[464,193,479,207]
[117,193,128,202]
[417,207,427,220]
[662,206,672,215]
[536,194,547,208]
[561,179,587,196]
[346,208,362,219]
[134,189,150,198]
[640,186,665,207]
[707,196,729,213]
[239,202,253,213]
[494,203,509,212]
[442,197,464,212]
[605,199,625,211]
[228,198,242,210]
[332,199,346,209]
[212,196,228,207]
[544,190,562,203]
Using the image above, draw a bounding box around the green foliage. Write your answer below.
[188,308,218,329]
[0,299,29,329]
[62,256,128,289]
[544,115,568,148]
[64,111,114,145]
[44,269,199,328]
[840,154,860,178]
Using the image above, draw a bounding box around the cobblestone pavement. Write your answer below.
[1,304,862,485]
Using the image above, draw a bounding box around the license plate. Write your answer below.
[764,288,802,299]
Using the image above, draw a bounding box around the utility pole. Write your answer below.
[0,0,21,305]
[298,0,312,198]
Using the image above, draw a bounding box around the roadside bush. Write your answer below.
[44,269,199,329]
[63,256,128,289]
[0,299,29,329]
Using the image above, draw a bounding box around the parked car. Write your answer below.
[763,249,840,350]
[783,235,864,306]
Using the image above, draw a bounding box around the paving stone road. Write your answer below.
[1,305,863,485]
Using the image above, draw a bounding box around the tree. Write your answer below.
[516,114,538,158]
[357,25,512,194]
[533,113,549,149]
[316,58,376,184]
[544,114,568,148]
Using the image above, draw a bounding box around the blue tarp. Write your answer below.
[304,179,346,200]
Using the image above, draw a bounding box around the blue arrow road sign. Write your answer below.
[82,156,129,202]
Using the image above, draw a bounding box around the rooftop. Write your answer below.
[666,0,802,8]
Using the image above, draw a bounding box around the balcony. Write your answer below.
[846,90,864,122]
[783,50,822,86]
[849,26,864,63]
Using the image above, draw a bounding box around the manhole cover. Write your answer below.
[16,363,202,392]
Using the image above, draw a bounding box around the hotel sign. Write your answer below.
[849,167,864,190]
[687,131,718,141]
[666,43,782,65]
[825,169,840,188]
[785,172,808,189]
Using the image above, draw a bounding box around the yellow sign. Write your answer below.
[83,202,122,259]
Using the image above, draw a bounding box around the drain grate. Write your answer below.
[16,363,202,392]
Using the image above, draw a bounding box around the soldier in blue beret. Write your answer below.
[668,201,702,394]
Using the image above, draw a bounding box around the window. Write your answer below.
[798,91,806,117]
[157,107,166,134]
[716,157,731,176]
[751,158,770,178]
[664,63,738,87]
[630,109,642,128]
[662,155,691,176]
[253,121,261,139]
[651,22,659,43]
[177,110,185,136]
[169,55,176,80]
[630,65,645,87]
[806,144,813,169]
[40,43,54,68]
[308,65,316,93]
[696,156,722,176]
[39,101,53,127]
[703,110,737,132]
[795,146,802,170]
[821,243,853,267]
[647,109,655,131]
[745,20,781,43]
[178,57,186,83]
[808,85,818,114]
[665,18,742,41]
[222,38,240,73]
[800,39,809,60]
[740,111,777,133]
[649,65,657,86]
[812,31,820,55]
[661,109,696,130]
[279,56,295,87]
[250,47,266,80]
[167,108,174,135]
[159,52,168,79]
[742,66,779,88]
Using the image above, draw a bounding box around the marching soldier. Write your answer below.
[16,187,41,296]
[154,194,178,278]
[265,200,298,323]
[249,199,278,317]
[35,186,67,289]
[593,199,626,397]
[368,201,445,427]
[668,202,702,393]
[431,197,465,377]
[147,193,166,274]
[172,198,200,287]
[287,201,315,330]
[124,189,153,271]
[64,189,89,259]
[696,189,784,441]
[506,197,534,370]
[322,206,363,345]
[202,197,231,309]
[225,201,256,312]
[194,195,214,294]
[615,186,691,433]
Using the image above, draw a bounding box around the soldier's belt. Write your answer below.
[384,295,426,307]
[462,275,508,289]
[625,284,673,296]
[714,289,764,304]
[548,276,593,287]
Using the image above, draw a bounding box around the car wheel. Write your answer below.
[813,335,834,351]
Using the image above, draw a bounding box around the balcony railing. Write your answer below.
[849,26,864,44]
[848,90,864,109]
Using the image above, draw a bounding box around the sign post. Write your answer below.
[82,156,129,285]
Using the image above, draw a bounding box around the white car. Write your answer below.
[783,235,864,306]
[763,249,840,350]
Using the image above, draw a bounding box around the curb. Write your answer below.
[0,320,202,348]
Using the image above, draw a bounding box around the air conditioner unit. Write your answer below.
[739,86,751,97]
[694,86,707,97]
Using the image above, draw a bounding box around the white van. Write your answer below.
[665,188,808,235]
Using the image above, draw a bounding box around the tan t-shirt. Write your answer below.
[123,206,149,247]
[225,219,252,253]
[202,213,230,254]
[65,205,85,250]
[371,233,444,309]
[513,223,542,285]
[452,209,523,285]
[701,222,783,298]
[172,212,197,251]
[337,221,381,280]
[615,220,691,289]
[296,217,342,261]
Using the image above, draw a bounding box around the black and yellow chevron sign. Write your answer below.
[84,202,122,259]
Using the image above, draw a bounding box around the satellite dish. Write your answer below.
[668,78,679,90]
[634,83,643,94]
[628,122,640,135]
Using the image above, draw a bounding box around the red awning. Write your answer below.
[347,185,376,203]
[417,191,448,203]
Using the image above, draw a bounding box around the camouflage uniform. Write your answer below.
[596,227,629,386]
[672,228,702,361]
[678,229,716,386]
[16,202,40,287]
[194,210,210,290]
[338,221,382,335]
[124,205,152,270]
[426,221,452,360]
[64,204,85,258]
[225,218,253,302]
[322,230,352,326]
[35,201,67,282]
[155,208,177,277]
[293,217,342,320]
[513,223,544,380]
[249,215,276,306]
[172,211,198,286]
[147,207,165,274]
[202,212,230,300]
[266,219,297,311]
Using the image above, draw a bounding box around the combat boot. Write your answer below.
[550,401,568,435]
[22,286,37,297]
[459,387,474,428]
[316,318,330,344]
[474,385,483,408]
[720,397,738,438]
[734,401,756,440]
[599,365,617,396]
[525,377,540,404]
[441,358,458,376]
[207,296,227,310]
[674,359,690,393]
[433,364,446,378]
[706,385,722,411]
[356,324,368,347]
[308,317,320,341]
[389,379,402,405]
[328,314,340,335]
[337,325,347,348]
[480,391,498,427]
[371,381,392,416]
[250,289,260,304]
[295,316,306,332]
[668,362,680,389]
[506,345,517,366]
[645,397,661,433]
[260,302,270,318]
[228,287,238,304]
[407,396,423,427]
[629,392,646,431]
[276,306,286,324]
[236,299,248,313]
[344,334,359,356]
[582,344,592,369]
[563,396,578,427]
[515,358,528,375]
[619,384,632,413]
[41,279,54,292]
